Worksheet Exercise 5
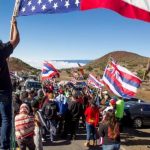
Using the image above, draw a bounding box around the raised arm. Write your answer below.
[10,17,20,49]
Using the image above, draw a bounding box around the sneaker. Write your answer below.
[84,141,90,147]
[42,138,46,142]
[72,135,76,140]
[93,140,97,146]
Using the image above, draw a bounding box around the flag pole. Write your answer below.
[143,58,150,81]
[10,0,20,40]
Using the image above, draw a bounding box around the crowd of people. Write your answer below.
[11,81,125,150]
[0,18,125,150]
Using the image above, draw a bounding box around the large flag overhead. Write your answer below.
[17,0,150,22]
[102,61,142,98]
[41,61,59,81]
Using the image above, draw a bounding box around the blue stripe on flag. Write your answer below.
[89,76,102,87]
[104,74,131,98]
[119,76,141,88]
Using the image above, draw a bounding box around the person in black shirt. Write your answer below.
[67,91,83,140]
[0,17,20,150]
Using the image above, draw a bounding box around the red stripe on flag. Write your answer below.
[110,62,142,84]
[81,0,150,22]
[105,70,135,97]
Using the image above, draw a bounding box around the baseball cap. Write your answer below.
[110,99,116,106]
[59,89,64,94]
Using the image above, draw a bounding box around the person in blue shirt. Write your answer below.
[55,89,68,135]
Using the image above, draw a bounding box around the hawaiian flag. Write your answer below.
[102,61,142,98]
[17,0,150,22]
[41,61,59,81]
[70,77,77,85]
[87,74,104,89]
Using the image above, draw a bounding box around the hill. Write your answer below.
[85,51,149,78]
[8,57,38,72]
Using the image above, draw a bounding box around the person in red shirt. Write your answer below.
[84,100,99,147]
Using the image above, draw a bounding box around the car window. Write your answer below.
[27,82,41,89]
[143,105,150,111]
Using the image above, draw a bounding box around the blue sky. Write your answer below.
[0,0,150,67]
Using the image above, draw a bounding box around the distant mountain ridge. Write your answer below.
[8,51,149,78]
[8,57,38,72]
[85,51,149,78]
[52,60,91,64]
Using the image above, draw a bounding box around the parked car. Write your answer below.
[123,101,150,128]
[24,80,42,90]
[124,97,145,103]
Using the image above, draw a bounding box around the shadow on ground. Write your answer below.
[43,140,71,146]
[121,127,150,146]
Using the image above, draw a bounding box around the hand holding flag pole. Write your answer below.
[10,0,20,40]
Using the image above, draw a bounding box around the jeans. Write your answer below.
[102,144,120,150]
[0,92,12,150]
[86,122,96,141]
[70,118,79,139]
[48,120,57,142]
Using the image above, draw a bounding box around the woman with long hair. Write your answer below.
[99,110,120,150]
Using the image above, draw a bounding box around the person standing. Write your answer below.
[84,101,99,147]
[115,97,124,120]
[67,91,83,140]
[99,110,120,150]
[31,102,43,150]
[55,89,68,135]
[42,89,58,142]
[115,97,125,132]
[0,17,20,150]
[15,104,35,150]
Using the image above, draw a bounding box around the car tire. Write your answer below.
[133,118,142,128]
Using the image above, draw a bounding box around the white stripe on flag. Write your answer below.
[116,73,137,93]
[42,71,54,77]
[123,0,150,12]
[116,64,141,80]
[103,76,122,97]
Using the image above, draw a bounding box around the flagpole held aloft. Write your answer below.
[143,58,150,81]
[10,0,20,40]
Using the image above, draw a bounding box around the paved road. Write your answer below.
[43,126,128,150]
[43,127,96,150]
[43,127,150,150]
[121,127,150,150]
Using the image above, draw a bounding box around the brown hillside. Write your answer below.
[8,57,38,72]
[85,51,149,78]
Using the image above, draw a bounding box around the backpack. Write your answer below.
[108,123,120,140]
[44,102,57,119]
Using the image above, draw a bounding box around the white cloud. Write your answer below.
[25,59,86,69]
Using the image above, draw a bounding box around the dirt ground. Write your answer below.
[135,80,150,101]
